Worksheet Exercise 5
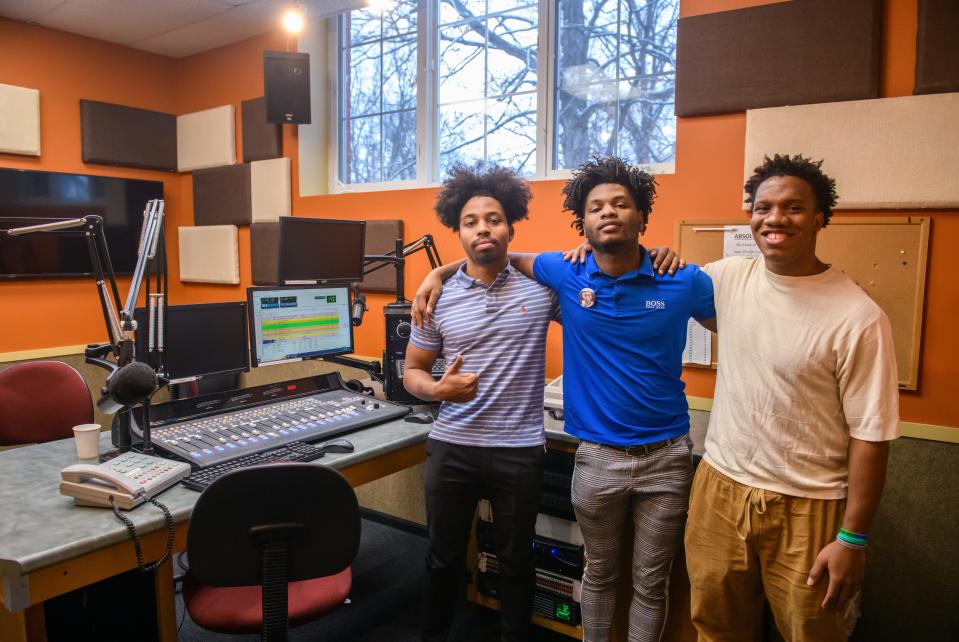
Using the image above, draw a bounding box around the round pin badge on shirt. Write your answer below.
[578,287,596,308]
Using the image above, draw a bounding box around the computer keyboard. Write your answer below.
[181,441,326,491]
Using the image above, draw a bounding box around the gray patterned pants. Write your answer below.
[571,436,694,642]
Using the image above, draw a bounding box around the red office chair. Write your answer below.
[183,463,360,640]
[0,360,94,446]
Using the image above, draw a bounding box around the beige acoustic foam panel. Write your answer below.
[250,157,291,223]
[0,83,40,156]
[177,105,236,172]
[178,225,240,284]
[744,93,959,209]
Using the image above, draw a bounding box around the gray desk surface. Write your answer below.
[0,407,709,581]
[0,418,433,580]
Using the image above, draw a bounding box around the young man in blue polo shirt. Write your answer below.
[403,165,561,642]
[414,157,715,642]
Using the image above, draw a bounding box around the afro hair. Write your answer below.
[561,157,657,235]
[744,154,838,226]
[434,164,532,231]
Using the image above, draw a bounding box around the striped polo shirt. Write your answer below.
[410,262,560,447]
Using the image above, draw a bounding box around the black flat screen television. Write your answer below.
[0,167,164,278]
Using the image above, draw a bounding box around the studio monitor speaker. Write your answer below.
[264,51,311,125]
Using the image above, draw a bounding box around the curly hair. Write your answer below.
[434,164,532,230]
[561,157,657,235]
[743,154,838,226]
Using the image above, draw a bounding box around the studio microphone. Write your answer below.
[351,291,367,327]
[97,361,158,414]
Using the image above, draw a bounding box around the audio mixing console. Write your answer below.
[134,373,409,468]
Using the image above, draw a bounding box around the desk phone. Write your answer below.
[60,453,191,510]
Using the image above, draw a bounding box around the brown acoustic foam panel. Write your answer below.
[361,220,403,293]
[675,0,881,118]
[915,0,959,94]
[79,100,177,171]
[251,222,279,285]
[192,164,252,226]
[242,97,283,162]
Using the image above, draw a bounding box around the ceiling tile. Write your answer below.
[0,0,69,21]
[135,0,288,58]
[30,0,229,47]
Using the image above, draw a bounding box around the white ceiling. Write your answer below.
[0,0,367,58]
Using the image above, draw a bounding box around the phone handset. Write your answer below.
[59,454,191,510]
[61,463,145,508]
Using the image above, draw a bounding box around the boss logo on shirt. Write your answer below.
[645,300,666,310]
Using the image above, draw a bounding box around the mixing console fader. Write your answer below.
[135,373,409,468]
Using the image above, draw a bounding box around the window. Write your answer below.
[338,0,418,185]
[553,0,677,169]
[437,0,539,176]
[333,0,677,189]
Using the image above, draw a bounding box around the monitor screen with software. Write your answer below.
[133,302,249,380]
[276,217,366,284]
[247,285,354,366]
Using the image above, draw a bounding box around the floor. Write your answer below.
[173,515,576,642]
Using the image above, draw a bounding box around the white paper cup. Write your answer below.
[73,424,101,460]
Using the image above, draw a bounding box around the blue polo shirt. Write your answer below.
[533,250,715,446]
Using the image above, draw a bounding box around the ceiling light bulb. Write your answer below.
[282,9,305,34]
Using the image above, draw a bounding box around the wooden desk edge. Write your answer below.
[1,440,428,642]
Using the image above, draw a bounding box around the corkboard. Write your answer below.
[677,217,930,390]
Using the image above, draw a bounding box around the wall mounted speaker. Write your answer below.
[264,51,311,124]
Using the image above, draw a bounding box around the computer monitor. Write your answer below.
[276,216,366,284]
[133,302,249,380]
[247,285,354,367]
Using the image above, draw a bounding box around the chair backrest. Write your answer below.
[187,463,361,587]
[0,360,94,446]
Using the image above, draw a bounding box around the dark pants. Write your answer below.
[423,438,545,642]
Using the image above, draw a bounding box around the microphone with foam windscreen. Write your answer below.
[97,361,158,414]
[351,290,367,327]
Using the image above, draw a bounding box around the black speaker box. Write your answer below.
[264,51,311,124]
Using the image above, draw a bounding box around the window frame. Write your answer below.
[327,0,675,194]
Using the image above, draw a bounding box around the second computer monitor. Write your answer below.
[133,302,249,380]
[276,217,366,284]
[247,285,354,366]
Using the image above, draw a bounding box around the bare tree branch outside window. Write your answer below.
[338,0,677,185]
[555,0,677,169]
[339,1,418,185]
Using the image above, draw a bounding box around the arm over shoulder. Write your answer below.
[532,251,567,289]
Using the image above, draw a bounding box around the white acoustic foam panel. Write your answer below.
[177,104,236,172]
[178,225,239,284]
[0,83,41,156]
[250,157,291,223]
[744,93,959,209]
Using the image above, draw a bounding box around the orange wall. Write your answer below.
[1,1,957,428]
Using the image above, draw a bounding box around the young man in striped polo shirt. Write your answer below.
[403,165,561,642]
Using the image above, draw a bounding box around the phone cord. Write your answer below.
[111,497,176,572]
